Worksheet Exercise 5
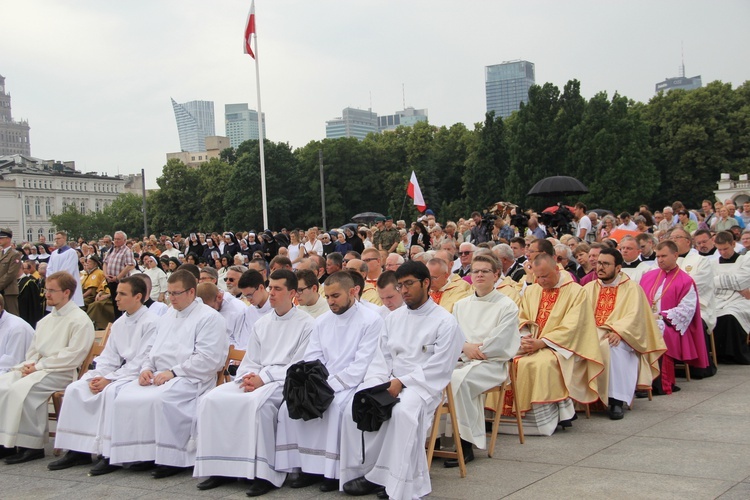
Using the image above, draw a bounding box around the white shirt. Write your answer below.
[304,239,324,256]
[0,311,34,373]
[576,215,592,239]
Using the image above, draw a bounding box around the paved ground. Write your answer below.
[2,364,750,499]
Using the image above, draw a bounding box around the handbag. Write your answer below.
[283,360,335,421]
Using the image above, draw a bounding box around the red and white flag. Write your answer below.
[243,0,256,59]
[407,171,427,213]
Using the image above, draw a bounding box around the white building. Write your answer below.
[225,103,265,148]
[0,154,142,244]
[714,173,750,205]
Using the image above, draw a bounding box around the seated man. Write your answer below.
[0,271,94,463]
[449,254,520,466]
[296,269,330,318]
[583,248,666,420]
[512,255,604,436]
[640,241,709,395]
[711,231,750,364]
[193,270,313,496]
[196,282,247,347]
[49,276,159,474]
[427,258,472,313]
[341,261,464,500]
[108,270,228,478]
[376,271,405,314]
[275,272,383,492]
[0,296,34,374]
[234,269,273,350]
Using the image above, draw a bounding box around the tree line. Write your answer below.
[52,79,750,240]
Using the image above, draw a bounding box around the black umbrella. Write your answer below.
[351,381,400,432]
[283,360,335,421]
[351,212,385,224]
[591,208,614,217]
[527,176,589,197]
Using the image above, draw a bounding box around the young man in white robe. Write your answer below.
[0,296,34,374]
[234,269,273,349]
[46,231,84,308]
[275,271,384,492]
[0,271,94,463]
[196,282,247,347]
[376,270,405,315]
[108,269,228,478]
[296,268,330,318]
[341,261,465,500]
[448,254,520,466]
[48,276,159,475]
[193,269,313,496]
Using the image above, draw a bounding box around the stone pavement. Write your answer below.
[2,364,750,499]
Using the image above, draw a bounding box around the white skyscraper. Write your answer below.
[225,103,266,148]
[171,99,215,152]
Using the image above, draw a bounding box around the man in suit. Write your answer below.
[0,228,22,315]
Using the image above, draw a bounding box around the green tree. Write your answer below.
[462,112,510,213]
[50,205,113,241]
[196,158,235,232]
[149,158,202,234]
[102,193,148,239]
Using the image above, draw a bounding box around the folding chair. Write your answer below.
[484,361,525,454]
[218,346,246,385]
[426,383,466,478]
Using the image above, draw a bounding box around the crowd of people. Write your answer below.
[0,197,748,499]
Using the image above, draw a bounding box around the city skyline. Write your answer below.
[1,1,749,188]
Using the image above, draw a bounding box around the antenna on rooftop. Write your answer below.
[679,42,686,78]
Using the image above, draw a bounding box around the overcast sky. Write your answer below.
[3,0,749,188]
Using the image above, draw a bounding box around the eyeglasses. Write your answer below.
[596,262,614,267]
[225,277,236,282]
[471,269,494,275]
[296,286,311,294]
[242,288,258,300]
[396,279,423,291]
[165,289,189,298]
[459,251,474,256]
[45,288,63,294]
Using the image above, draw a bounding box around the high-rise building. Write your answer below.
[224,103,266,148]
[325,107,378,140]
[655,60,702,94]
[171,99,215,152]
[485,60,535,119]
[378,107,428,132]
[0,75,31,156]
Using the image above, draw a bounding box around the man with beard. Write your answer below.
[583,249,666,419]
[693,229,719,260]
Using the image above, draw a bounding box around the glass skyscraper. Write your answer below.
[225,103,266,148]
[485,60,535,119]
[171,99,215,152]
[325,108,378,141]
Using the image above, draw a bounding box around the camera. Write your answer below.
[539,203,574,237]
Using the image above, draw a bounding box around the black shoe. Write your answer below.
[376,488,389,499]
[634,390,649,399]
[246,478,275,497]
[319,478,339,492]
[151,465,188,479]
[343,477,383,496]
[290,472,323,488]
[4,447,44,465]
[672,385,681,392]
[48,450,93,470]
[127,460,156,471]
[89,457,121,476]
[197,475,236,490]
[444,439,475,468]
[608,404,624,420]
[0,446,17,459]
[559,413,578,430]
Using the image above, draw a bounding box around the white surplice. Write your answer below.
[234,299,272,350]
[275,302,384,479]
[218,292,248,347]
[599,276,639,404]
[54,306,158,456]
[193,306,313,487]
[679,250,716,331]
[340,298,465,500]
[450,290,520,449]
[147,300,169,317]
[109,299,227,467]
[620,260,655,284]
[712,254,750,332]
[46,248,84,308]
[0,301,93,448]
[0,312,34,373]
[298,296,330,318]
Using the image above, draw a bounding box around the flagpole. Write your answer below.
[252,14,269,230]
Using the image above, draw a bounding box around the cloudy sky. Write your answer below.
[3,1,749,188]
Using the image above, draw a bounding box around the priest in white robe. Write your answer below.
[0,298,34,374]
[711,232,750,364]
[275,272,384,492]
[49,276,158,475]
[46,231,84,308]
[0,271,93,463]
[196,282,247,347]
[234,269,273,350]
[193,269,313,497]
[108,270,228,478]
[341,261,465,500]
[449,254,520,465]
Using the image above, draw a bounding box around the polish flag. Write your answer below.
[407,171,427,213]
[243,1,256,59]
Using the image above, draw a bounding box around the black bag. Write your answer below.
[351,381,400,432]
[283,360,335,421]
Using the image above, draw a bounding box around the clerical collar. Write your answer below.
[57,245,71,253]
[678,251,689,258]
[622,259,641,268]
[698,248,716,256]
[144,298,155,307]
[125,305,146,319]
[719,253,739,264]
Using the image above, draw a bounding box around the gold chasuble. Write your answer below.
[430,274,472,314]
[514,272,604,413]
[496,276,522,307]
[583,274,667,390]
